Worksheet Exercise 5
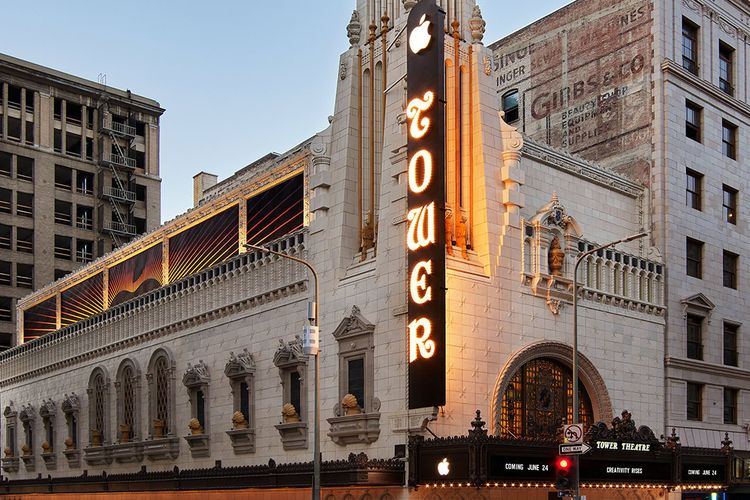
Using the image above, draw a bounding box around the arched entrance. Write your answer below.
[491,341,613,437]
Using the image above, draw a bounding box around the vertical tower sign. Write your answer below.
[406,0,446,409]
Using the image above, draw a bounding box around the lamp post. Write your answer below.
[244,242,321,500]
[571,231,648,500]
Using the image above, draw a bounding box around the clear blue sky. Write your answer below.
[3,1,570,223]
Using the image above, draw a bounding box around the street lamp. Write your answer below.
[571,231,648,500]
[244,242,322,500]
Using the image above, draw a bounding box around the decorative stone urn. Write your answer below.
[90,429,102,447]
[64,437,74,450]
[188,418,203,435]
[119,423,131,443]
[282,403,300,423]
[3,447,12,458]
[41,441,51,453]
[21,444,30,456]
[341,394,362,416]
[153,419,165,438]
[231,411,248,430]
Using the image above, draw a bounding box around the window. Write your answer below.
[134,150,146,170]
[135,121,146,137]
[7,85,21,110]
[53,129,62,153]
[0,152,10,178]
[25,121,33,146]
[76,205,93,230]
[25,91,33,114]
[16,192,33,217]
[54,165,72,190]
[86,368,109,448]
[685,101,701,142]
[724,388,738,425]
[723,250,738,289]
[0,261,10,286]
[65,132,81,158]
[134,216,146,235]
[76,239,93,263]
[682,18,699,75]
[686,169,702,210]
[686,238,702,278]
[53,98,62,120]
[0,188,12,214]
[54,200,72,225]
[686,382,702,421]
[273,337,308,448]
[719,42,734,95]
[16,156,32,181]
[54,269,68,281]
[66,102,82,125]
[502,89,519,122]
[224,350,256,453]
[723,185,737,224]
[0,297,12,322]
[61,392,81,467]
[3,404,18,459]
[115,359,141,444]
[54,235,72,260]
[76,171,94,194]
[724,322,738,367]
[19,405,35,459]
[135,184,147,202]
[85,138,94,161]
[182,360,210,456]
[0,224,10,250]
[7,117,21,141]
[16,263,33,289]
[722,121,737,160]
[146,349,176,441]
[16,227,33,253]
[39,400,56,458]
[86,108,94,129]
[687,314,703,360]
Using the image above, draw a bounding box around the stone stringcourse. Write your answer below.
[0,454,404,493]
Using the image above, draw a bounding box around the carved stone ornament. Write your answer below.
[347,10,361,46]
[224,349,256,379]
[482,56,492,76]
[403,0,417,11]
[340,60,348,80]
[19,404,35,424]
[469,5,486,44]
[273,336,306,368]
[332,305,376,341]
[39,399,56,420]
[61,393,81,413]
[182,360,210,388]
[585,410,659,444]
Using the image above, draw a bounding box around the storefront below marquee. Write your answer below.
[409,411,738,498]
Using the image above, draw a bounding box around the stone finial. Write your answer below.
[347,10,361,46]
[403,0,418,11]
[469,5,486,44]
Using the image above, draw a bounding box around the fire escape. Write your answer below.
[98,103,137,249]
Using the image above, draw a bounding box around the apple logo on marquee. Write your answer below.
[409,14,432,54]
[437,458,450,476]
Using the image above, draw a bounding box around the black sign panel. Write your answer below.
[581,457,672,482]
[489,455,556,481]
[681,463,725,484]
[406,0,446,409]
[418,449,470,483]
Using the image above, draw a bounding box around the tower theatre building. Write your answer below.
[0,0,747,498]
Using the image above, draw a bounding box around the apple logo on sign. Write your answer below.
[409,14,432,54]
[437,457,450,476]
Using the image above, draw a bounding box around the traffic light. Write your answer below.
[554,456,577,491]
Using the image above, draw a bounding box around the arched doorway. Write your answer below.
[499,357,593,438]
[491,341,613,437]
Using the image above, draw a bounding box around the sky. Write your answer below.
[2,1,571,223]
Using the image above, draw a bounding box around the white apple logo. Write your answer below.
[409,14,432,54]
[437,457,450,476]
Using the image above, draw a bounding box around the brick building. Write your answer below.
[0,54,164,348]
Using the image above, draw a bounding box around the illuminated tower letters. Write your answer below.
[406,0,446,409]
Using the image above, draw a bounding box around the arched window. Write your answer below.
[86,368,110,448]
[502,89,519,122]
[500,358,593,438]
[115,359,141,444]
[144,348,178,460]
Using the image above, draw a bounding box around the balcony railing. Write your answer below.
[102,119,136,138]
[103,220,136,237]
[102,186,136,203]
[102,154,136,170]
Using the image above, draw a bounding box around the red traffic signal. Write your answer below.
[555,456,575,490]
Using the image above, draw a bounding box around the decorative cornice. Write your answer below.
[662,59,750,119]
[224,349,256,379]
[666,357,750,382]
[182,360,210,388]
[331,305,375,340]
[522,140,643,198]
[273,336,306,368]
